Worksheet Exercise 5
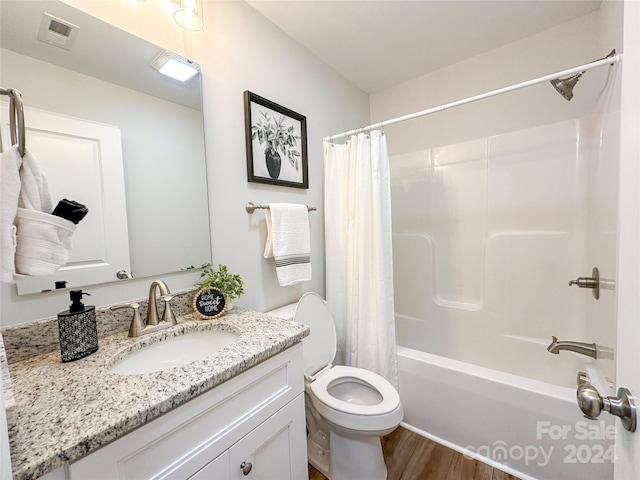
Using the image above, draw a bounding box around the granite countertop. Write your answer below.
[5,308,309,480]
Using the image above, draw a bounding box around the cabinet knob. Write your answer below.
[240,461,253,475]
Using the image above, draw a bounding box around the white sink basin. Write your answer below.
[110,330,240,375]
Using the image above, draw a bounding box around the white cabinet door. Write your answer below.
[229,394,307,480]
[1,104,131,294]
[189,451,230,480]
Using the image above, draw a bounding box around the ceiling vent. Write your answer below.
[37,13,79,50]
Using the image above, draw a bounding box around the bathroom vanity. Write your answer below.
[65,346,304,480]
[2,307,309,480]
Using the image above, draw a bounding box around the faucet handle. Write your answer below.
[161,295,178,326]
[568,267,600,299]
[111,303,145,337]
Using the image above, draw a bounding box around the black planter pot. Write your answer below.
[265,149,282,179]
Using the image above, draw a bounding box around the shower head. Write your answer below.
[550,72,583,101]
[550,49,616,101]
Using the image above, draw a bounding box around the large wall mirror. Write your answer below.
[0,0,212,295]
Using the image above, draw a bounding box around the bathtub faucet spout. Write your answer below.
[547,336,598,359]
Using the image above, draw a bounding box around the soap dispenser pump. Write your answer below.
[57,290,98,362]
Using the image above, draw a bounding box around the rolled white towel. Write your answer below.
[14,208,76,276]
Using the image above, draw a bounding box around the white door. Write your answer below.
[0,105,131,294]
[613,1,640,478]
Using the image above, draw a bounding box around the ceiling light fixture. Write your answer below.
[171,0,204,32]
[150,51,200,82]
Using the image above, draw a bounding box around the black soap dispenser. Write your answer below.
[57,290,98,362]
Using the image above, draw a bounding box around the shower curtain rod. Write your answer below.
[324,53,622,142]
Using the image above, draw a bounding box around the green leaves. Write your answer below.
[251,110,301,171]
[195,264,244,300]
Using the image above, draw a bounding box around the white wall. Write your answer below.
[188,1,369,313]
[379,4,623,386]
[0,0,368,324]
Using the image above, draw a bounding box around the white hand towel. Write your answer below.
[0,146,22,282]
[18,148,52,213]
[264,203,312,286]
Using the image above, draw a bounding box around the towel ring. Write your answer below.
[0,87,26,157]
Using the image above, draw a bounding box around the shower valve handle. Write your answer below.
[568,267,600,299]
[568,278,597,288]
[576,379,637,432]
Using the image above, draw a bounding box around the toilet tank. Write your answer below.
[265,302,297,321]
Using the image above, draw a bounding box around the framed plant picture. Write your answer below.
[244,91,308,189]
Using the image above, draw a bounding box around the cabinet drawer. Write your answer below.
[69,344,303,480]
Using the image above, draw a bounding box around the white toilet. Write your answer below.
[267,293,403,480]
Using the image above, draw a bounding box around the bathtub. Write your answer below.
[397,346,614,480]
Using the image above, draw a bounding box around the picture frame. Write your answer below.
[244,91,308,189]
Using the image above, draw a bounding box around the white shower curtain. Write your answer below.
[324,130,398,389]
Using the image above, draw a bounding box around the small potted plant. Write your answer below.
[195,264,244,311]
[251,110,301,179]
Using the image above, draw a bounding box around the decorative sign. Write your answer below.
[193,288,227,319]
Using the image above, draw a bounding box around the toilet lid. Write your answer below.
[294,292,337,377]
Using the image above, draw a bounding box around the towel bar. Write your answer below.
[246,202,317,214]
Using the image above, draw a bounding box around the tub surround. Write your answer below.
[2,304,309,480]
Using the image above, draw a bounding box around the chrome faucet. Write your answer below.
[111,280,177,337]
[547,336,598,359]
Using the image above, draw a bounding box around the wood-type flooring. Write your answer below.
[308,426,522,480]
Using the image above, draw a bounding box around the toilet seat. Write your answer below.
[309,365,400,416]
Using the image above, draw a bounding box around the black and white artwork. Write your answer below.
[244,91,308,189]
